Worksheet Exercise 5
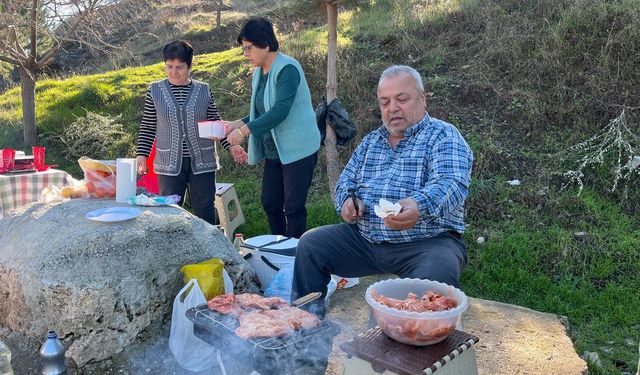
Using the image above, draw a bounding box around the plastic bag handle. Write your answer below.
[260,255,280,272]
[178,279,200,303]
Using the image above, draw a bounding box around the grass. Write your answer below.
[1,0,639,373]
[463,188,640,374]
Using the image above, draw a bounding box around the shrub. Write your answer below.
[53,110,135,160]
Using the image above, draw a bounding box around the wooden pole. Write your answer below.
[325,1,340,198]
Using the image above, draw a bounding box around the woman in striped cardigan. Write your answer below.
[135,40,247,224]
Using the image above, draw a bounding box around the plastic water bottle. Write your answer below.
[39,331,66,375]
[233,233,245,252]
[0,340,14,375]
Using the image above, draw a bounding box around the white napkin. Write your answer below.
[374,198,402,218]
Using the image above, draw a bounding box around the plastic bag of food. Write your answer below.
[78,156,117,199]
[59,176,89,199]
[40,186,64,204]
[128,194,181,206]
[180,258,225,300]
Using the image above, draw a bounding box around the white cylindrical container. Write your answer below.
[0,339,14,375]
[116,158,137,203]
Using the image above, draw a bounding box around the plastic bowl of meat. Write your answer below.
[365,278,468,346]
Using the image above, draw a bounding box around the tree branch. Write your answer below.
[0,54,22,66]
[0,35,27,61]
[29,0,38,64]
[34,6,93,70]
[8,26,28,59]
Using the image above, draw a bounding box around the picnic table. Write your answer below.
[0,169,71,217]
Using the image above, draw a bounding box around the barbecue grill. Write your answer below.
[186,304,341,375]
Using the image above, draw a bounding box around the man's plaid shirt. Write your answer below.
[334,114,473,243]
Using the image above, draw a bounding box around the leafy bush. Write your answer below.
[53,111,135,160]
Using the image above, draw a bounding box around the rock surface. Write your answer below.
[325,276,588,375]
[0,199,258,367]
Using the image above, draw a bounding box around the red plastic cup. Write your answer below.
[32,146,47,171]
[1,149,16,173]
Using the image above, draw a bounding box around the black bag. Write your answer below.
[315,97,357,146]
[315,98,328,144]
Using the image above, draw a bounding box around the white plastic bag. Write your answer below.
[222,268,234,294]
[169,279,216,372]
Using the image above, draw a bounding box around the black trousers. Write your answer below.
[261,153,317,238]
[291,223,468,317]
[157,157,216,225]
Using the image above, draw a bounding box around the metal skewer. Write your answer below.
[291,292,322,308]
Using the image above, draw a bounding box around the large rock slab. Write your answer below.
[0,198,258,367]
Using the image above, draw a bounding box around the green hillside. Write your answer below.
[1,0,639,373]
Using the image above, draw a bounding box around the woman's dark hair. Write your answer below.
[237,17,279,52]
[162,40,194,67]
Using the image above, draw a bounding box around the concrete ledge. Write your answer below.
[325,276,588,375]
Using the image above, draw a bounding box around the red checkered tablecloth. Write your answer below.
[0,169,71,217]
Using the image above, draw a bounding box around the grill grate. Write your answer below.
[187,304,338,350]
[186,304,340,375]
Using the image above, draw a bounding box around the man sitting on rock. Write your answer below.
[291,65,473,317]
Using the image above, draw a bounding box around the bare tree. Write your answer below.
[214,0,224,28]
[324,0,340,197]
[0,0,152,146]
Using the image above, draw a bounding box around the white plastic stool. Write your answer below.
[215,183,245,240]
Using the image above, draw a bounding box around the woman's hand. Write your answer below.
[227,128,245,146]
[230,145,248,164]
[136,155,148,175]
[222,119,245,136]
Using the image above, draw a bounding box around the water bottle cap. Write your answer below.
[47,330,57,339]
[235,233,243,237]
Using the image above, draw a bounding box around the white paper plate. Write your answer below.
[86,207,142,223]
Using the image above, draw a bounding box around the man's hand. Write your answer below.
[384,198,420,230]
[230,145,248,164]
[136,155,148,175]
[341,196,364,223]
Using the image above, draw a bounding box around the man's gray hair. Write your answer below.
[378,65,425,94]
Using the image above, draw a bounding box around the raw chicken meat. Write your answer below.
[207,293,244,317]
[235,293,288,310]
[371,289,457,312]
[236,311,294,339]
[208,293,321,339]
[262,306,320,330]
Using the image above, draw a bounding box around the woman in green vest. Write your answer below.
[224,17,321,238]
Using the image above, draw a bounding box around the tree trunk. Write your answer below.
[20,67,37,147]
[215,0,222,28]
[325,2,340,199]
